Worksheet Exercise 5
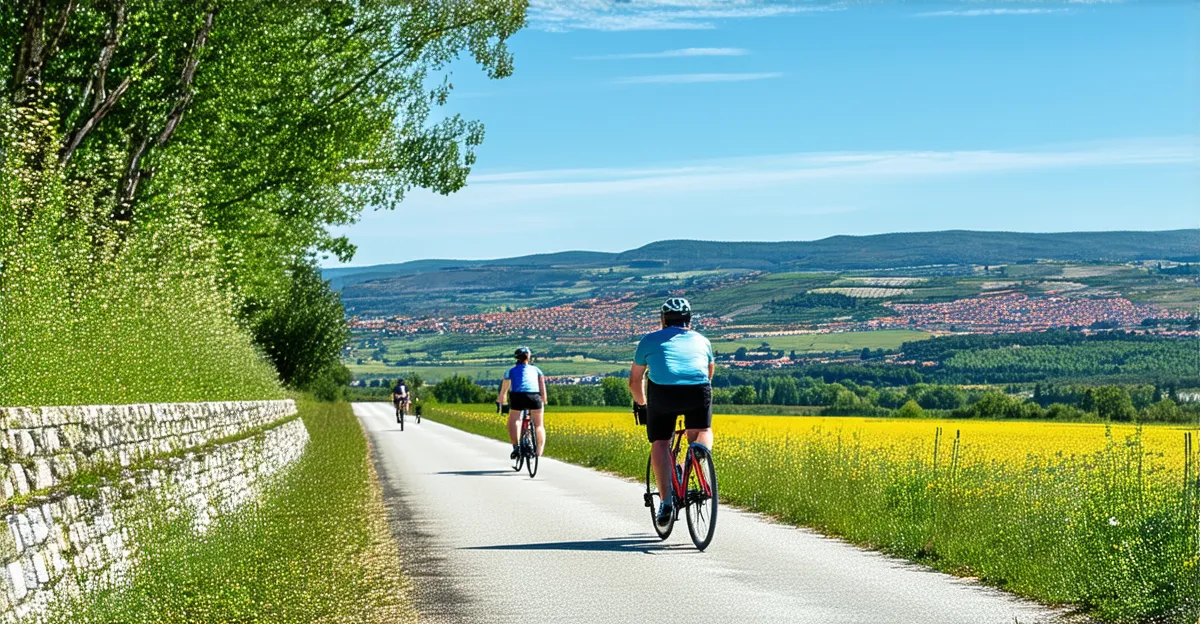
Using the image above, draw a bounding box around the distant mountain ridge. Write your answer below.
[324,229,1200,291]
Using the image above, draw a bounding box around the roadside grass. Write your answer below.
[48,399,414,624]
[424,404,1200,624]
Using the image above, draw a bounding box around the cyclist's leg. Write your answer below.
[506,410,520,445]
[646,405,676,501]
[529,408,545,456]
[686,428,713,448]
[683,385,714,449]
[650,439,674,501]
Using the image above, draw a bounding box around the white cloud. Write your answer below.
[529,1,840,32]
[917,8,1070,17]
[577,47,750,60]
[460,138,1197,205]
[613,72,783,84]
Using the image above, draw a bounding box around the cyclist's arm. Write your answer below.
[708,362,715,381]
[629,364,648,405]
[538,374,547,405]
[497,379,511,405]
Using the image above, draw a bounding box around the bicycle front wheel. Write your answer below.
[685,445,718,551]
[645,454,673,540]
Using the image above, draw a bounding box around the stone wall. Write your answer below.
[0,400,306,622]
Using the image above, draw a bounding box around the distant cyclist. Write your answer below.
[497,347,548,459]
[392,378,410,414]
[629,298,714,530]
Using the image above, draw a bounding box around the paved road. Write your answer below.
[355,403,1065,624]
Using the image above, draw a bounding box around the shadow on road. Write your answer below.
[462,535,696,554]
[435,469,516,477]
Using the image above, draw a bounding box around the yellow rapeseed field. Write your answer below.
[431,404,1199,621]
[543,410,1196,475]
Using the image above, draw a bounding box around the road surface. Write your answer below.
[355,403,1066,624]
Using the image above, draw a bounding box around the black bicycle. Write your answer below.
[395,399,409,430]
[501,404,538,478]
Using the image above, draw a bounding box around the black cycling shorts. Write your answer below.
[646,381,712,442]
[510,392,543,411]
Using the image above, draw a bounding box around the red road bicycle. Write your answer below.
[643,416,718,550]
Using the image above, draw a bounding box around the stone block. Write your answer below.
[7,466,27,497]
[30,555,47,585]
[6,562,26,601]
[31,461,53,491]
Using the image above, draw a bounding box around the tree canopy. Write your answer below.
[2,0,527,390]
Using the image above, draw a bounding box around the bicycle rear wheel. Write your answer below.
[685,445,718,551]
[525,432,539,478]
[645,454,673,540]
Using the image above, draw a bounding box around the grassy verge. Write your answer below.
[425,404,1199,624]
[50,399,414,624]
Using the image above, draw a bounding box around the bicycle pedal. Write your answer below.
[643,492,654,508]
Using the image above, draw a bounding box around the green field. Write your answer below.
[711,329,931,353]
[348,358,629,382]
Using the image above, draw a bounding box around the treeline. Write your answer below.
[428,375,633,408]
[0,2,525,404]
[898,331,1200,385]
[425,370,1198,424]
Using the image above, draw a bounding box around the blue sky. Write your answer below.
[328,0,1198,267]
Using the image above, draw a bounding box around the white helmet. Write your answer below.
[662,297,692,314]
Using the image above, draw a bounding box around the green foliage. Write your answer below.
[895,400,925,418]
[250,264,350,389]
[600,376,632,406]
[1091,386,1137,422]
[547,384,602,406]
[48,399,416,623]
[307,363,353,403]
[430,374,491,404]
[0,106,281,406]
[1,1,529,403]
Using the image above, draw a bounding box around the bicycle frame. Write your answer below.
[667,424,714,503]
[518,410,533,448]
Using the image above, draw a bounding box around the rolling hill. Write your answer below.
[326,229,1199,292]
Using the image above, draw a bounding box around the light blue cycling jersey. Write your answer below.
[504,363,544,393]
[634,326,714,386]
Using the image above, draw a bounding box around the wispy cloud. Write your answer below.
[463,138,1196,204]
[577,47,750,61]
[529,1,840,32]
[917,8,1070,17]
[614,72,783,85]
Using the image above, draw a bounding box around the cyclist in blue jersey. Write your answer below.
[629,298,715,529]
[497,347,548,459]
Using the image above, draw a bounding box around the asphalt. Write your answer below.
[354,402,1067,624]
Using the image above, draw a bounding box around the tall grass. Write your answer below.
[48,399,415,624]
[0,105,281,406]
[426,405,1200,623]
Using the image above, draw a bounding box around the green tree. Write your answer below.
[1144,398,1183,423]
[731,385,757,405]
[249,265,349,389]
[895,400,925,418]
[431,375,490,404]
[601,376,632,407]
[1092,386,1136,421]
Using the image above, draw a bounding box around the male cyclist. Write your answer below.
[629,298,714,530]
[392,378,410,415]
[497,347,547,459]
